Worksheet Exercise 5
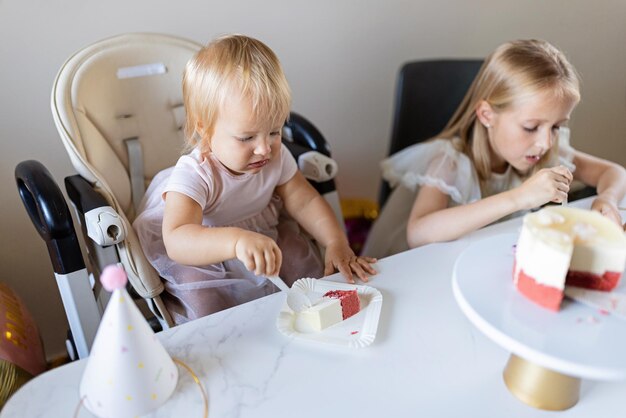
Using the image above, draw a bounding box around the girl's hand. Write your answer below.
[323,240,377,284]
[234,231,282,277]
[591,196,622,226]
[514,166,573,209]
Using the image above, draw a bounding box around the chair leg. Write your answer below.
[55,268,101,359]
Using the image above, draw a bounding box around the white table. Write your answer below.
[3,197,625,417]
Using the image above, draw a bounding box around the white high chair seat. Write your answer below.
[51,33,202,327]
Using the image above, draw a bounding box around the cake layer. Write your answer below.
[566,270,622,292]
[570,245,626,275]
[513,225,572,290]
[515,268,563,311]
[299,298,342,331]
[324,290,360,320]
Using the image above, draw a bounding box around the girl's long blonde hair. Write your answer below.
[182,34,291,154]
[438,39,580,191]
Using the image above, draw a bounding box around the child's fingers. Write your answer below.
[253,252,266,276]
[264,249,276,277]
[273,246,283,276]
[336,261,356,284]
[351,262,370,282]
[243,256,256,274]
[553,165,573,182]
[356,258,377,275]
[323,260,335,277]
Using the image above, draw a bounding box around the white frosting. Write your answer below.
[572,222,597,243]
[515,206,626,286]
[298,297,342,331]
[514,224,572,289]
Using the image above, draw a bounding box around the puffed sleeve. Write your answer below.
[380,139,481,205]
[278,143,298,185]
[557,127,576,172]
[165,150,212,210]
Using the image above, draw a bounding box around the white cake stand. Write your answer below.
[452,233,626,410]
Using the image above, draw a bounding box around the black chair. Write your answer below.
[378,59,483,208]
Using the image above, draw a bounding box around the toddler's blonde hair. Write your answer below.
[182,34,291,154]
[439,39,580,191]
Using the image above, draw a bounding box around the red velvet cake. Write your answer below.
[324,290,361,320]
[299,289,361,331]
[513,206,626,311]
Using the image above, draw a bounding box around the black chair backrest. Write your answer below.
[378,59,483,208]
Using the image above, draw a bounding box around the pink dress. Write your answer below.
[133,144,324,324]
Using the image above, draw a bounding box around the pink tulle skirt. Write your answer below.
[133,172,324,324]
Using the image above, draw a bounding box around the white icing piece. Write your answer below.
[298,297,342,331]
[572,222,597,243]
[534,209,566,226]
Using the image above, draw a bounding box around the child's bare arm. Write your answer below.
[572,150,626,225]
[407,166,572,247]
[276,172,376,283]
[162,191,281,276]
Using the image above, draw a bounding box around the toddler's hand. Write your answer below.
[591,196,622,226]
[515,166,572,209]
[323,240,377,284]
[234,231,282,277]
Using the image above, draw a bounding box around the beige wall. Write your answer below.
[1,0,625,359]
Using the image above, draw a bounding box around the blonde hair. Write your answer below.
[438,39,580,190]
[182,34,291,154]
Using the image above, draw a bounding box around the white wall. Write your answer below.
[1,0,625,359]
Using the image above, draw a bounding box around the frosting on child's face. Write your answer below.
[208,93,283,175]
[486,91,577,174]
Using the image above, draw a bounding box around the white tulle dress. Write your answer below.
[133,144,324,324]
[362,135,576,259]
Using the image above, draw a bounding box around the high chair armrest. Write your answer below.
[65,175,127,246]
[15,160,85,275]
[65,175,109,213]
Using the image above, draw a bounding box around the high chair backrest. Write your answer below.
[51,33,202,308]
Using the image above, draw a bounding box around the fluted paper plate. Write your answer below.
[276,278,383,348]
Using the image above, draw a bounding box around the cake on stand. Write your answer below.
[452,233,626,410]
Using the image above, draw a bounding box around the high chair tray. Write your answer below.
[276,278,382,348]
[452,233,626,381]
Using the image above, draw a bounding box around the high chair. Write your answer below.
[15,33,342,360]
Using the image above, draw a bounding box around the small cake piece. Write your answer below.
[298,289,361,331]
[513,206,626,311]
[324,290,361,319]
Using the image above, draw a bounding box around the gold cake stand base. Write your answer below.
[503,354,581,411]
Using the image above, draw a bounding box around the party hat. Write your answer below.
[79,265,178,418]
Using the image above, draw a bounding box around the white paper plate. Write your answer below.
[276,278,383,348]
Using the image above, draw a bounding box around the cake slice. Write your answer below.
[299,289,360,331]
[513,206,626,311]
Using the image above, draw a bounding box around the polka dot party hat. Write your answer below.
[79,265,178,418]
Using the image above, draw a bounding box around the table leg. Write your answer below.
[503,354,581,411]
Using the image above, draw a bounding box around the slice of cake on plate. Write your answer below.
[513,206,626,311]
[299,290,360,331]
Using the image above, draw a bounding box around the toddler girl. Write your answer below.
[134,35,376,324]
[364,39,626,258]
